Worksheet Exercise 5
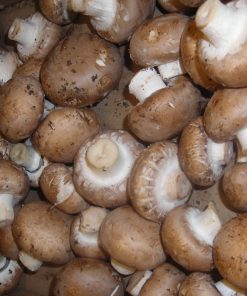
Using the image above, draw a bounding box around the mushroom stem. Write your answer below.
[0,194,15,227]
[111,258,136,275]
[129,68,166,103]
[158,59,185,80]
[86,139,119,171]
[195,0,247,49]
[126,271,153,296]
[10,143,42,173]
[18,251,42,272]
[237,127,247,156]
[215,280,246,296]
[0,50,21,85]
[79,206,108,233]
[186,202,222,246]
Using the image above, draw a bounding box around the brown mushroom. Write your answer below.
[40,32,123,107]
[73,130,143,208]
[99,205,166,271]
[161,203,222,272]
[128,141,192,223]
[13,58,43,81]
[0,225,19,260]
[32,107,100,163]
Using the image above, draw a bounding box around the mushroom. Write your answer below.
[73,130,143,208]
[32,107,100,163]
[8,12,63,62]
[203,87,247,156]
[12,201,74,272]
[70,206,108,260]
[0,160,29,228]
[126,67,201,143]
[99,205,166,271]
[39,0,155,44]
[157,0,190,13]
[0,224,19,260]
[128,141,192,223]
[0,75,44,143]
[40,32,123,107]
[0,47,21,85]
[0,135,12,160]
[52,258,124,296]
[13,58,43,81]
[195,0,247,87]
[39,163,88,214]
[127,263,186,296]
[161,203,222,272]
[178,116,234,187]
[0,256,22,295]
[215,280,247,296]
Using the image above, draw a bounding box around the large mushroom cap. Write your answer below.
[99,205,166,271]
[40,32,123,107]
[32,107,100,163]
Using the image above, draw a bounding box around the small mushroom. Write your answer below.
[32,107,100,163]
[12,201,74,272]
[52,258,124,296]
[73,130,143,208]
[128,141,192,223]
[0,47,21,85]
[0,224,19,260]
[8,12,63,62]
[99,205,166,271]
[40,32,123,107]
[161,203,222,272]
[40,163,88,214]
[70,206,108,259]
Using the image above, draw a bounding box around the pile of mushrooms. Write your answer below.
[1,0,247,294]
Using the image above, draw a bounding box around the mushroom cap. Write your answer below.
[161,205,214,272]
[222,163,247,212]
[73,130,143,208]
[180,20,219,91]
[203,87,247,142]
[128,141,192,223]
[52,258,124,296]
[157,0,191,13]
[127,75,201,143]
[13,58,43,80]
[39,163,88,214]
[0,225,19,260]
[99,205,166,271]
[178,272,221,296]
[32,107,100,163]
[213,214,247,290]
[40,32,123,107]
[129,14,188,67]
[0,259,22,295]
[0,76,44,143]
[12,201,74,265]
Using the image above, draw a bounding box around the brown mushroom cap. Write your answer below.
[0,135,11,160]
[129,14,189,67]
[12,201,74,265]
[52,258,124,296]
[99,205,166,271]
[128,141,192,223]
[39,163,88,214]
[178,272,221,296]
[0,76,44,143]
[13,58,43,81]
[32,107,100,163]
[0,225,19,260]
[40,32,123,107]
[127,75,201,143]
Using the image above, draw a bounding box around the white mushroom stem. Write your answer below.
[79,206,108,233]
[158,59,185,80]
[215,280,246,296]
[237,127,247,155]
[0,50,21,85]
[69,0,118,30]
[0,194,15,227]
[26,158,50,188]
[0,258,21,284]
[186,202,222,246]
[111,258,136,275]
[129,68,166,103]
[126,271,153,296]
[19,251,42,272]
[195,0,247,49]
[0,256,9,271]
[10,143,42,172]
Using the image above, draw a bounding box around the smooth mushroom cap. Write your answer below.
[129,14,189,67]
[39,163,88,214]
[213,213,247,290]
[178,116,234,187]
[40,32,123,107]
[12,201,74,266]
[0,76,44,143]
[52,258,124,296]
[178,272,222,296]
[32,107,100,163]
[99,205,166,271]
[13,58,43,80]
[0,225,19,260]
[128,141,192,223]
[73,130,143,208]
[127,75,202,143]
